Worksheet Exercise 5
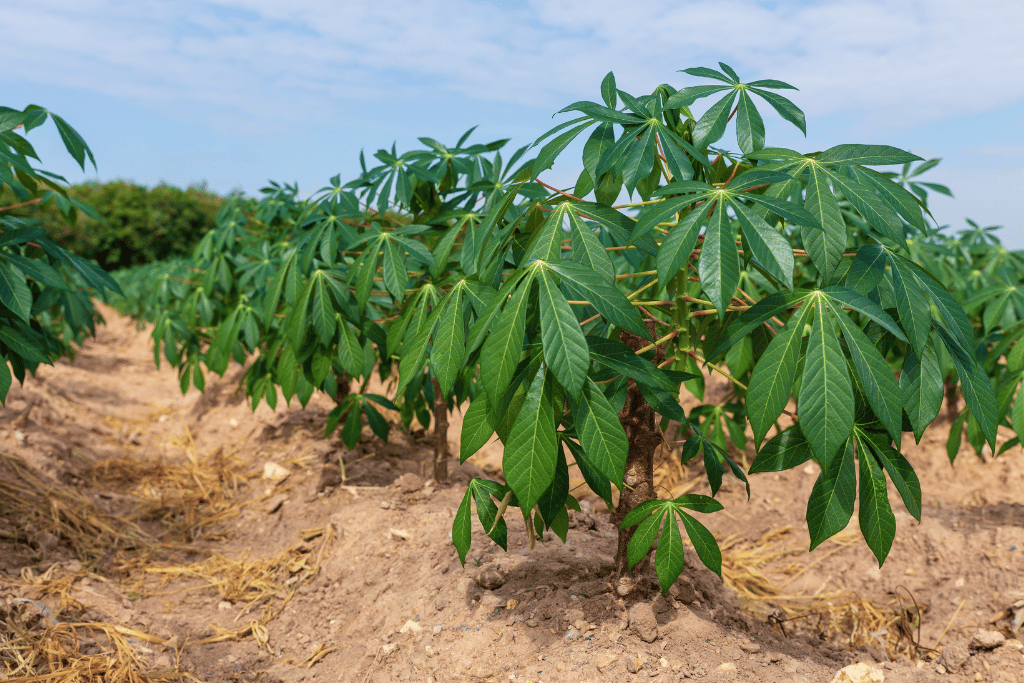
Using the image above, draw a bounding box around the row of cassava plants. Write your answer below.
[108,65,1019,596]
[0,105,122,404]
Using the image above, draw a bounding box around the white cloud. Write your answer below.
[5,0,1023,131]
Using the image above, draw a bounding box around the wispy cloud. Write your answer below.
[6,0,1023,132]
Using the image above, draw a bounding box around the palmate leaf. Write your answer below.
[620,496,724,593]
[806,438,856,550]
[692,90,737,150]
[747,303,810,445]
[538,271,589,395]
[799,302,854,465]
[503,367,558,514]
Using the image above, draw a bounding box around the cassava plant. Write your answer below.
[0,104,121,404]
[110,64,1018,598]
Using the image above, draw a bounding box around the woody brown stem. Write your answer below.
[432,376,450,483]
[611,323,666,595]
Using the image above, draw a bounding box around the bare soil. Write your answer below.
[1,303,1023,683]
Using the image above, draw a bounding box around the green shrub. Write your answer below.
[0,181,226,270]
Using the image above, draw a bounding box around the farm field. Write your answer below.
[1,303,1022,683]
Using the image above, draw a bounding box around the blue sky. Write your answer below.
[5,0,1023,248]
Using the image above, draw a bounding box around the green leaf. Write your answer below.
[655,202,710,285]
[453,487,473,564]
[310,277,336,346]
[821,286,908,342]
[536,448,570,529]
[1013,384,1024,443]
[538,272,589,394]
[563,438,613,506]
[600,72,617,108]
[747,87,806,134]
[692,91,737,150]
[335,324,363,378]
[698,203,740,318]
[806,438,856,550]
[799,303,854,464]
[546,260,647,337]
[481,276,531,403]
[706,290,811,361]
[503,367,558,514]
[50,113,97,171]
[461,391,496,463]
[679,509,722,577]
[816,144,922,166]
[735,90,765,155]
[472,480,509,550]
[524,203,571,265]
[382,238,407,300]
[341,402,362,449]
[732,200,794,287]
[801,167,846,281]
[900,343,943,443]
[747,304,810,445]
[431,285,466,397]
[946,411,966,463]
[626,508,664,569]
[857,441,896,566]
[865,434,922,521]
[833,311,903,447]
[567,209,614,283]
[935,325,998,449]
[587,337,677,393]
[534,121,594,177]
[826,171,905,245]
[568,378,628,485]
[621,126,658,195]
[0,352,12,404]
[889,259,931,355]
[749,427,814,473]
[654,511,687,592]
[0,262,31,322]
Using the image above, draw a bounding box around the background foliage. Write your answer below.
[0,180,225,270]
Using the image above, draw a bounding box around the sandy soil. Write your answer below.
[1,303,1023,683]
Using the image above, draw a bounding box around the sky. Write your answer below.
[4,0,1023,249]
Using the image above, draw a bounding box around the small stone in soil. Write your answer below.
[435,599,449,611]
[474,567,505,590]
[596,652,618,672]
[399,620,422,634]
[970,629,1005,650]
[940,643,969,671]
[379,501,391,509]
[739,641,761,654]
[628,602,659,643]
[396,473,423,493]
